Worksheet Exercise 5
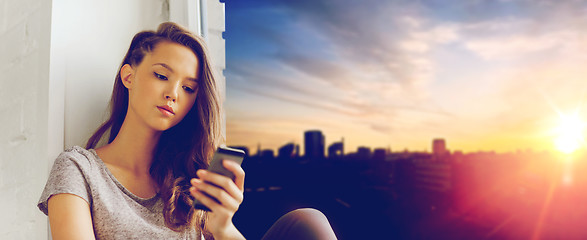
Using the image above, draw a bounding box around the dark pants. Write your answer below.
[262,208,338,240]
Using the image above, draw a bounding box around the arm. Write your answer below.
[190,160,246,240]
[47,193,96,240]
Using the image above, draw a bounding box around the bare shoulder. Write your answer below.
[48,194,95,239]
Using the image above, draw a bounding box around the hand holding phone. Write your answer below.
[193,146,245,211]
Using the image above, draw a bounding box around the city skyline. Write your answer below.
[235,128,587,239]
[233,129,562,158]
[224,0,587,154]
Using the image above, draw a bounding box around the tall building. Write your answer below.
[433,138,448,160]
[304,130,325,159]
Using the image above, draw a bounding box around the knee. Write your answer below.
[263,208,338,240]
[285,208,329,225]
[283,208,336,237]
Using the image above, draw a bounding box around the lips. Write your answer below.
[157,105,175,115]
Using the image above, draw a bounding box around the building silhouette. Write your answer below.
[304,130,325,159]
[260,149,275,159]
[357,146,371,159]
[278,143,298,159]
[373,148,386,161]
[328,139,344,159]
[433,138,448,161]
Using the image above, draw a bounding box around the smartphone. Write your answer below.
[193,146,245,211]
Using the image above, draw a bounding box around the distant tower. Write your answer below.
[433,138,447,160]
[304,130,325,159]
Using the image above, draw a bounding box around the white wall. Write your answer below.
[0,0,52,238]
[0,0,225,238]
[204,0,227,138]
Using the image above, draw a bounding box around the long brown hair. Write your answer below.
[86,22,221,236]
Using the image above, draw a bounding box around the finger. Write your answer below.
[191,180,241,211]
[222,160,245,191]
[189,186,226,213]
[196,170,244,203]
[193,171,244,204]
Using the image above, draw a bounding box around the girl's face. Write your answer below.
[122,41,200,132]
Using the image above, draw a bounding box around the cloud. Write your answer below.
[465,34,556,60]
[400,24,460,53]
[226,0,587,152]
[227,0,468,137]
[227,62,348,106]
[272,52,354,90]
[227,59,451,122]
[462,27,581,60]
[268,0,437,88]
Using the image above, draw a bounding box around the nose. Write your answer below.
[165,95,175,102]
[164,82,180,102]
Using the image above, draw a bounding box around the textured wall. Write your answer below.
[0,0,52,238]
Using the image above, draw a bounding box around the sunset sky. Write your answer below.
[224,0,587,154]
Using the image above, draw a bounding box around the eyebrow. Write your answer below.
[153,63,198,82]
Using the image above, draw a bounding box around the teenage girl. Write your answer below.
[38,22,337,240]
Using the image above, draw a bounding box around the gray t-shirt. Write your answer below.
[38,146,202,239]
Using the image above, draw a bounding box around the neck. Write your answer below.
[107,114,162,175]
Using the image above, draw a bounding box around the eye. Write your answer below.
[183,86,196,93]
[154,72,168,80]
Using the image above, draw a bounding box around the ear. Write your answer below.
[120,64,135,89]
